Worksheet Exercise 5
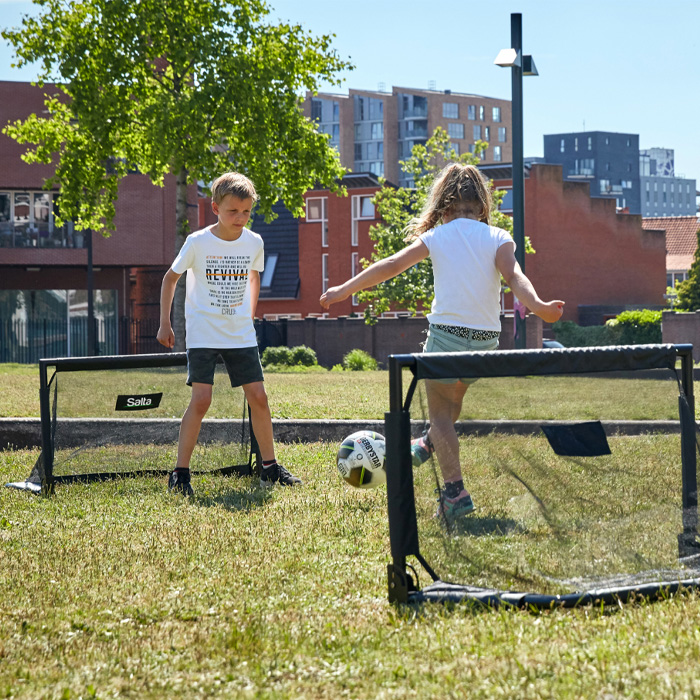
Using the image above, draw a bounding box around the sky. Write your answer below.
[2,0,699,181]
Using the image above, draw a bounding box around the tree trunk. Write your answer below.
[173,166,190,352]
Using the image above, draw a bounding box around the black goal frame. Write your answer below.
[32,352,260,495]
[384,343,700,607]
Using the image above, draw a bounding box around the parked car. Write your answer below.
[543,340,565,349]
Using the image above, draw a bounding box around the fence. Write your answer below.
[0,317,289,363]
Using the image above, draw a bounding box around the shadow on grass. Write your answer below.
[194,483,275,512]
[451,515,523,537]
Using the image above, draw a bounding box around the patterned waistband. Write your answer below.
[431,323,500,341]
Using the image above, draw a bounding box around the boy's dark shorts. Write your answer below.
[186,347,264,387]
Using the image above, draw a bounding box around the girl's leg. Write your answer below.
[176,382,212,468]
[425,379,469,483]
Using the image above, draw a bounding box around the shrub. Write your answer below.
[261,345,319,369]
[606,309,662,344]
[261,346,292,367]
[552,320,620,347]
[289,345,318,367]
[342,349,378,371]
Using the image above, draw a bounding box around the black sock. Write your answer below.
[262,459,277,470]
[444,480,464,498]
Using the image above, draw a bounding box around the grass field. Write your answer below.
[3,364,700,698]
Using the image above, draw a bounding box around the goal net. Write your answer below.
[7,353,257,494]
[385,344,700,607]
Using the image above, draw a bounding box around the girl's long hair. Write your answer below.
[404,163,493,241]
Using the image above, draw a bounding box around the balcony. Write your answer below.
[0,223,83,249]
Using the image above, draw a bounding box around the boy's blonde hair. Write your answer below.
[405,163,493,240]
[211,172,259,204]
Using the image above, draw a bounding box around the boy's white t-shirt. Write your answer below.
[419,218,514,331]
[171,227,264,348]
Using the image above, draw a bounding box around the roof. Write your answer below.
[478,162,532,181]
[642,216,700,271]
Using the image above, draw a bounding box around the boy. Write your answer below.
[157,172,301,495]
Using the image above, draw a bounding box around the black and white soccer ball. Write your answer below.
[336,430,386,489]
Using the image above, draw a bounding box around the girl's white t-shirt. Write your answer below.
[171,227,264,348]
[419,218,513,331]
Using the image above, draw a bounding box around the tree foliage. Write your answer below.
[673,227,700,311]
[2,0,350,232]
[357,127,528,321]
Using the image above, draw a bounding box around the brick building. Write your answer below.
[0,80,195,357]
[484,162,666,325]
[641,216,700,288]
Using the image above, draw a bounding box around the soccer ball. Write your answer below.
[336,430,386,489]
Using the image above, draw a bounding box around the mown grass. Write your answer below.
[0,363,686,420]
[3,440,700,699]
[2,363,700,698]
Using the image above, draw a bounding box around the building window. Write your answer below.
[479,105,485,120]
[311,99,322,122]
[322,254,329,294]
[574,137,578,152]
[351,252,360,305]
[484,126,490,142]
[450,142,460,155]
[443,102,459,119]
[473,125,481,140]
[493,146,502,162]
[492,106,501,122]
[351,194,375,246]
[467,105,476,120]
[371,122,383,139]
[587,136,592,150]
[260,253,278,289]
[498,127,506,142]
[560,139,565,153]
[354,143,363,161]
[306,196,328,247]
[447,122,464,139]
[0,190,76,249]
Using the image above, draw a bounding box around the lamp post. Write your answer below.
[494,13,538,349]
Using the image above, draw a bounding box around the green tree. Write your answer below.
[357,127,529,320]
[674,228,700,311]
[3,0,350,347]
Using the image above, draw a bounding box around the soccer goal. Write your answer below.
[384,344,700,608]
[7,352,259,495]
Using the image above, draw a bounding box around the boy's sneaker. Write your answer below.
[168,468,193,497]
[411,431,434,467]
[260,463,302,487]
[435,488,475,522]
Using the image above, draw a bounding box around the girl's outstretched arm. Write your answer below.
[320,239,429,309]
[496,241,565,324]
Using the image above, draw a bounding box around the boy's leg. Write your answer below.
[176,382,213,468]
[243,380,301,486]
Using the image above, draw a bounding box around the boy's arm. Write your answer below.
[157,268,181,348]
[249,270,260,320]
[320,239,429,309]
[496,241,565,323]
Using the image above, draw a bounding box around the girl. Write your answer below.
[320,163,564,523]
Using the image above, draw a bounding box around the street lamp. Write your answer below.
[494,13,538,349]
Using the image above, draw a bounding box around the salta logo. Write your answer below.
[115,393,163,411]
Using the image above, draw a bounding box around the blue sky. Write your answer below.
[2,0,700,182]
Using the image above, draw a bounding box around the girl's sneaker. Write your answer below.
[410,431,434,467]
[260,462,302,487]
[435,488,475,522]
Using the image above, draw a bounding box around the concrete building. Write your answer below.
[639,148,696,218]
[305,86,512,188]
[543,131,641,214]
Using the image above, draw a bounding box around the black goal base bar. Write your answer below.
[401,576,700,609]
[6,463,254,496]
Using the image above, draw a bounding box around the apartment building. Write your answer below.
[640,148,696,218]
[305,86,512,188]
[543,131,641,214]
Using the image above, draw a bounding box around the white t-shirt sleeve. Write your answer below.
[171,235,196,274]
[251,237,264,272]
[495,227,515,252]
[418,228,436,252]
